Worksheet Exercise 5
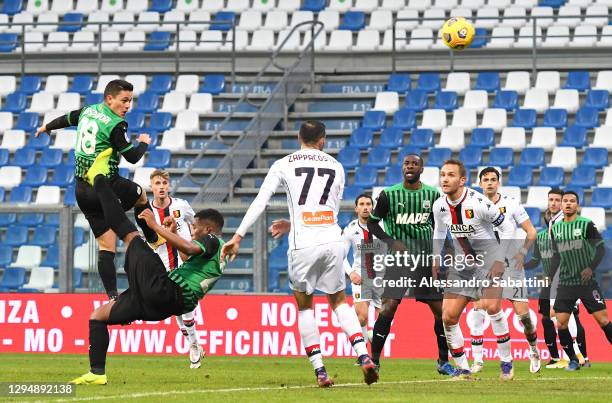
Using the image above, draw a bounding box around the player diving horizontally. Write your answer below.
[70,155,226,385]
[221,120,379,387]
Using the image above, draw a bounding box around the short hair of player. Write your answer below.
[195,209,224,231]
[548,188,563,197]
[442,159,467,178]
[403,153,423,166]
[479,166,500,181]
[355,193,373,206]
[298,120,326,145]
[149,169,170,181]
[104,79,134,98]
[562,190,580,204]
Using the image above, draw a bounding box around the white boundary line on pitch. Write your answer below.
[26,376,612,403]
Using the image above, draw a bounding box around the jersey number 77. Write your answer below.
[295,167,336,205]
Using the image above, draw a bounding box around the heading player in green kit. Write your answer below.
[34,80,164,300]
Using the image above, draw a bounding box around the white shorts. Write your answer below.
[502,265,528,302]
[352,283,382,308]
[288,241,346,295]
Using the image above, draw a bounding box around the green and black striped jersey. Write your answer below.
[551,216,604,286]
[531,230,556,278]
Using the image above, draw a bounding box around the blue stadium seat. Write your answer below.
[493,90,518,111]
[11,147,36,167]
[148,112,172,132]
[582,147,608,168]
[73,227,85,247]
[398,146,422,162]
[349,127,373,149]
[525,207,541,228]
[269,246,288,270]
[0,148,9,165]
[408,128,434,148]
[73,268,82,288]
[539,0,566,7]
[85,92,103,105]
[1,92,27,113]
[15,112,39,132]
[339,11,366,31]
[560,125,587,148]
[0,33,18,52]
[564,71,590,91]
[488,147,514,168]
[539,167,565,187]
[343,185,364,202]
[416,73,441,93]
[149,74,173,94]
[470,28,488,48]
[149,0,173,13]
[301,0,326,12]
[48,164,75,187]
[362,110,386,130]
[282,139,299,149]
[145,149,171,168]
[391,108,416,129]
[574,106,599,129]
[568,166,596,188]
[3,225,28,246]
[0,245,12,267]
[22,166,47,187]
[0,188,3,202]
[59,13,84,32]
[200,74,225,94]
[386,73,411,94]
[475,72,500,92]
[64,185,76,205]
[543,108,568,129]
[18,75,41,95]
[426,147,452,167]
[39,148,63,168]
[507,166,533,188]
[367,146,391,168]
[379,127,404,148]
[45,214,59,226]
[337,146,360,169]
[124,111,145,131]
[0,213,16,226]
[458,146,483,168]
[591,188,612,209]
[210,11,236,31]
[433,91,458,111]
[69,75,93,94]
[353,166,378,187]
[404,90,429,112]
[470,128,495,148]
[384,165,403,185]
[27,132,50,149]
[0,0,23,16]
[519,147,545,168]
[66,150,75,165]
[585,89,609,110]
[41,244,58,268]
[30,226,56,247]
[0,268,26,292]
[511,108,537,129]
[145,32,171,51]
[9,185,32,203]
[132,92,159,113]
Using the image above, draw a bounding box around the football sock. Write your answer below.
[298,309,324,370]
[176,316,199,346]
[371,313,393,364]
[334,303,368,357]
[93,175,137,239]
[97,250,117,299]
[89,320,109,375]
[444,323,469,371]
[490,310,512,363]
[602,322,612,344]
[574,313,588,357]
[519,313,538,352]
[434,317,449,362]
[470,308,485,363]
[558,327,578,362]
[568,314,582,356]
[542,317,560,359]
[361,325,369,343]
[134,201,159,243]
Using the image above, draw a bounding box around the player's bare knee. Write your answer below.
[96,230,117,252]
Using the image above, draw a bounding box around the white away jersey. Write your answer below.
[341,219,375,277]
[151,197,195,270]
[264,149,345,250]
[493,193,530,260]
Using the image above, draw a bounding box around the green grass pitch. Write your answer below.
[1,354,611,402]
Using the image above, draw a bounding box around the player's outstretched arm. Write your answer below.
[110,122,151,163]
[138,210,201,256]
[35,108,83,137]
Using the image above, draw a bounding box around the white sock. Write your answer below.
[470,309,485,363]
[444,323,469,370]
[489,310,512,363]
[361,325,369,343]
[334,303,368,357]
[298,309,324,370]
[176,315,198,346]
[567,314,582,356]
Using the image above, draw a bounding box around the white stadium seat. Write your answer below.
[119,155,144,171]
[69,31,95,52]
[526,186,551,211]
[175,0,199,12]
[499,127,526,150]
[84,11,110,32]
[407,28,434,49]
[160,91,187,115]
[606,109,612,126]
[542,26,569,48]
[328,0,352,12]
[226,0,251,12]
[201,0,224,12]
[187,10,211,31]
[22,267,55,291]
[445,72,471,95]
[530,6,554,28]
[514,26,542,48]
[76,0,98,14]
[419,109,447,133]
[421,8,446,30]
[381,0,406,11]
[277,0,301,12]
[159,129,186,151]
[137,11,160,33]
[318,10,340,32]
[354,30,380,52]
[0,76,17,96]
[461,0,485,10]
[220,30,249,52]
[592,127,612,151]
[449,7,471,19]
[133,167,156,191]
[24,31,44,52]
[1,129,26,151]
[549,146,577,171]
[602,166,612,187]
[11,246,42,269]
[112,11,135,33]
[580,207,606,232]
[175,111,199,132]
[253,0,276,12]
[161,10,185,31]
[488,26,515,48]
[354,0,379,12]
[571,25,598,48]
[421,167,439,187]
[451,108,477,131]
[480,108,507,132]
[51,129,77,152]
[585,5,608,28]
[35,185,61,204]
[407,0,432,12]
[553,89,580,113]
[264,11,289,32]
[597,26,612,48]
[0,166,21,190]
[594,71,612,93]
[373,91,399,114]
[529,127,557,151]
[45,31,69,52]
[27,92,54,113]
[500,186,522,201]
[51,0,73,13]
[119,30,145,52]
[325,30,353,52]
[238,10,262,32]
[369,10,393,31]
[27,0,48,15]
[101,30,120,51]
[197,31,222,51]
[291,11,314,32]
[43,110,63,124]
[381,29,407,51]
[501,7,527,28]
[126,0,148,13]
[74,243,91,269]
[503,71,530,95]
[175,75,200,95]
[36,12,59,33]
[277,29,302,52]
[438,127,465,151]
[396,9,419,31]
[249,30,275,52]
[0,112,13,131]
[56,93,81,112]
[475,7,499,29]
[9,13,35,34]
[124,74,146,96]
[173,30,197,51]
[523,88,549,113]
[556,5,582,28]
[463,90,489,113]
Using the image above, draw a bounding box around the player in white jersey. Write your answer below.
[149,170,203,369]
[221,121,378,387]
[432,160,517,381]
[468,167,540,374]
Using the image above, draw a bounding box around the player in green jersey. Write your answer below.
[34,80,164,300]
[69,171,225,385]
[550,191,612,371]
[365,154,453,376]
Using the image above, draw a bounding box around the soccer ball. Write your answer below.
[440,17,475,50]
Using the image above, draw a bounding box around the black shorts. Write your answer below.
[553,284,608,314]
[108,237,185,325]
[539,285,580,316]
[381,265,442,303]
[76,175,142,238]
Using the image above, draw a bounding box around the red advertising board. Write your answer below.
[1,294,610,360]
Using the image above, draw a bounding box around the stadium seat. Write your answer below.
[391,108,416,130]
[499,127,526,150]
[201,75,225,95]
[475,72,500,92]
[600,166,612,187]
[591,188,612,209]
[59,12,84,33]
[379,127,404,148]
[56,93,80,112]
[0,244,12,267]
[175,109,199,132]
[302,0,326,12]
[416,73,440,93]
[188,93,213,114]
[523,88,549,112]
[18,213,43,226]
[149,0,172,13]
[35,185,60,204]
[353,166,378,187]
[529,127,557,151]
[11,147,35,167]
[550,146,577,171]
[22,166,47,187]
[438,127,465,152]
[8,185,31,203]
[567,166,596,188]
[419,109,446,133]
[2,92,27,113]
[339,11,365,31]
[125,111,145,131]
[148,74,173,95]
[144,31,171,51]
[592,127,612,151]
[337,146,360,169]
[524,207,541,228]
[362,110,386,130]
[383,165,403,185]
[408,128,434,148]
[84,92,103,106]
[451,108,477,131]
[571,24,597,48]
[48,164,75,187]
[433,91,458,112]
[210,11,236,32]
[506,165,533,188]
[0,76,16,96]
[426,148,452,167]
[445,72,471,96]
[132,167,156,191]
[0,268,26,292]
[580,207,606,231]
[560,125,587,148]
[478,108,507,133]
[539,167,565,187]
[0,111,13,131]
[3,225,28,246]
[145,149,171,168]
[0,166,22,190]
[488,26,515,49]
[574,106,599,129]
[585,90,610,110]
[397,146,422,164]
[458,146,483,168]
[175,75,199,95]
[1,130,26,153]
[553,89,579,113]
[503,71,530,95]
[64,185,76,206]
[511,109,537,129]
[493,90,518,111]
[341,185,363,203]
[519,147,545,168]
[0,149,9,166]
[386,73,411,94]
[488,147,514,168]
[0,33,18,52]
[421,166,439,187]
[132,92,159,113]
[404,90,429,112]
[21,266,55,292]
[159,91,186,115]
[463,90,488,113]
[14,112,38,132]
[146,112,172,133]
[525,186,551,211]
[367,146,391,168]
[30,226,56,247]
[564,71,590,91]
[373,91,400,114]
[543,108,568,129]
[469,128,495,148]
[594,71,612,92]
[50,129,77,152]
